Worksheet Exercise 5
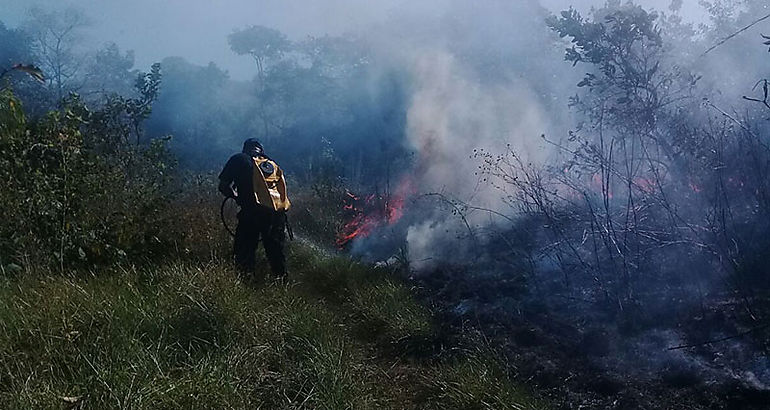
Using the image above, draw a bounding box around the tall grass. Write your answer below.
[0,244,542,409]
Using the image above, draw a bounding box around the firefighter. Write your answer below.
[218,138,291,279]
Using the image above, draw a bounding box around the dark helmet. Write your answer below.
[242,138,264,157]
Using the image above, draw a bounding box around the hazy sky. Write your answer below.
[1,0,708,80]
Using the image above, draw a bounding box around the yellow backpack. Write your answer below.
[252,156,291,211]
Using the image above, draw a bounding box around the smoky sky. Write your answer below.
[1,0,707,81]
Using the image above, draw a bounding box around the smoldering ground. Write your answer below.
[346,1,770,407]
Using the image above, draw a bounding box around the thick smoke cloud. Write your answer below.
[2,0,760,267]
[361,0,572,266]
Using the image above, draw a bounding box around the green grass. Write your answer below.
[0,244,542,409]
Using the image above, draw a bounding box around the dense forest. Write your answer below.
[2,0,770,408]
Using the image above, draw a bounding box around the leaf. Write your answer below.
[11,64,45,83]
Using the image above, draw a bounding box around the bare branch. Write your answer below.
[701,12,770,57]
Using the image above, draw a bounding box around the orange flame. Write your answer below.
[336,177,415,248]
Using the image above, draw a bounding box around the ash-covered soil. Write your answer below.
[408,266,770,409]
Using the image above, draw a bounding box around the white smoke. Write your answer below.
[402,49,551,267]
[351,0,573,268]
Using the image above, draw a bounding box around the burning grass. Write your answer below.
[0,242,542,409]
[337,177,416,248]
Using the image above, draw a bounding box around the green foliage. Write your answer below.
[547,4,670,115]
[549,4,662,69]
[0,65,176,271]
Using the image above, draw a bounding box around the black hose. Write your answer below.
[220,197,236,237]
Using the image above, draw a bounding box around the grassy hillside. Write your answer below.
[0,243,541,409]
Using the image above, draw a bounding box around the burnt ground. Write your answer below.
[406,266,770,409]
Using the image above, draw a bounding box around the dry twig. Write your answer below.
[701,13,770,57]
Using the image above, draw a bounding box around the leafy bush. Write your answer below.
[0,65,179,272]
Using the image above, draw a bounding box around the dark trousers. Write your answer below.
[234,207,286,277]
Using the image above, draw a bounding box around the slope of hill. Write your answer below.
[0,243,541,409]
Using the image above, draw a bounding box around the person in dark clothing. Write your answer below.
[219,138,291,278]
